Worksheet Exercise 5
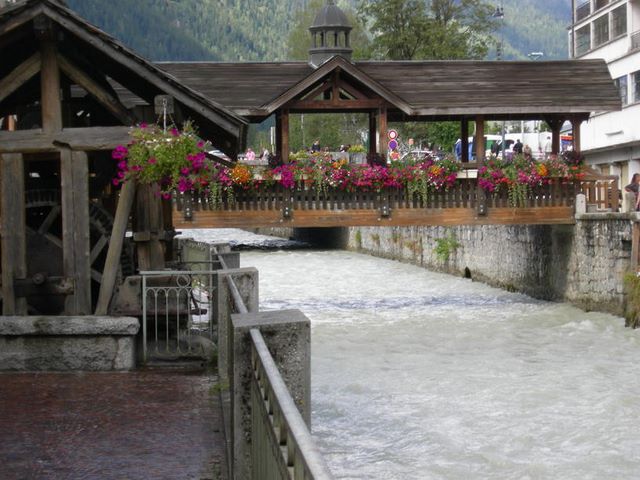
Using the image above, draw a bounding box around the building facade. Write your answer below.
[571,0,640,185]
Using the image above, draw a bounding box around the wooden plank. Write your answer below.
[0,127,130,153]
[61,149,91,314]
[40,39,62,134]
[281,109,289,163]
[0,53,42,104]
[133,183,165,271]
[173,206,576,229]
[57,53,137,126]
[54,126,131,150]
[378,106,387,158]
[461,120,469,163]
[1,153,27,314]
[95,180,136,315]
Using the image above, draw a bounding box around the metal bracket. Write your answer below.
[379,204,391,218]
[282,205,292,220]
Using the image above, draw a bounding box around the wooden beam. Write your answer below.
[289,99,385,110]
[40,39,62,133]
[0,53,41,105]
[54,126,131,150]
[461,120,469,163]
[0,129,51,153]
[133,183,165,271]
[173,206,576,229]
[95,180,136,315]
[1,153,27,314]
[571,116,582,152]
[61,149,92,314]
[475,116,485,161]
[57,53,137,126]
[378,106,387,158]
[0,127,130,153]
[43,8,245,138]
[281,109,290,163]
[369,111,376,155]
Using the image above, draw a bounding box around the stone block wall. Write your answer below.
[345,214,635,316]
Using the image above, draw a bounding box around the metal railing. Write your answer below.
[179,239,333,479]
[141,269,216,361]
[250,329,333,480]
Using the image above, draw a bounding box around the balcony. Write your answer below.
[576,0,591,21]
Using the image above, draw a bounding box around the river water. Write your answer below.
[187,229,640,479]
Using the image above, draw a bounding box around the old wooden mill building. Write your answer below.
[0,0,620,316]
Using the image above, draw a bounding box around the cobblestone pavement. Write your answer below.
[0,372,227,480]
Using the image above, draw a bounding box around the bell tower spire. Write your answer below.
[308,0,353,68]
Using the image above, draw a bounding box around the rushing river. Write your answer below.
[187,230,640,479]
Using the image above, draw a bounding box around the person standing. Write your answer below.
[513,139,523,155]
[544,136,552,159]
[311,139,321,152]
[246,148,256,162]
[625,173,640,211]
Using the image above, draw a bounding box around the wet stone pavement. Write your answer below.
[0,372,227,480]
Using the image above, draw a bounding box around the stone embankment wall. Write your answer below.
[345,214,634,316]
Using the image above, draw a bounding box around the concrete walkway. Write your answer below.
[0,371,227,480]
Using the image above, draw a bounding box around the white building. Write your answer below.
[570,0,640,185]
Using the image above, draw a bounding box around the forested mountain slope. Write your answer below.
[63,0,572,62]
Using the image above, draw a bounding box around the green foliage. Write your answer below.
[359,0,498,60]
[348,144,366,153]
[66,0,571,64]
[289,113,367,152]
[434,232,460,262]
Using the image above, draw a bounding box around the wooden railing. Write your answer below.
[175,178,578,214]
[579,176,620,211]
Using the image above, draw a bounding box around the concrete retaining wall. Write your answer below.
[0,316,139,371]
[344,214,635,316]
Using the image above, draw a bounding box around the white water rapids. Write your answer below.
[185,229,640,479]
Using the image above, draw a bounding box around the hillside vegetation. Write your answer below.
[66,0,572,62]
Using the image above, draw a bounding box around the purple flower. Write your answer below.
[112,145,128,160]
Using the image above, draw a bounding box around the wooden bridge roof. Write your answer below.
[0,0,247,155]
[158,55,621,120]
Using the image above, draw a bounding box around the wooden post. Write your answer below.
[461,119,469,163]
[275,112,282,159]
[61,149,91,314]
[475,116,485,162]
[368,111,376,155]
[133,183,165,272]
[1,153,27,315]
[95,180,136,315]
[281,109,289,163]
[546,118,563,155]
[571,116,582,152]
[40,40,62,133]
[378,106,387,160]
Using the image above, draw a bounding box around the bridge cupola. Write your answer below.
[308,0,353,68]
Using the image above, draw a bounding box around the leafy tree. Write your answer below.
[359,0,498,60]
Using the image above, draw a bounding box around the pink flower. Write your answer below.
[162,192,172,200]
[148,157,157,164]
[180,167,190,175]
[197,141,204,148]
[170,128,179,137]
[112,145,128,160]
[112,178,120,186]
[140,122,148,129]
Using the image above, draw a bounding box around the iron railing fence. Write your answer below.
[250,329,333,480]
[141,269,217,361]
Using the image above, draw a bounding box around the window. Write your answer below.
[593,14,609,46]
[611,5,627,38]
[595,0,609,10]
[576,0,590,21]
[615,75,628,106]
[634,71,640,104]
[576,24,591,55]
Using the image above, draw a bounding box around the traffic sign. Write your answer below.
[387,130,398,140]
[388,139,398,151]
